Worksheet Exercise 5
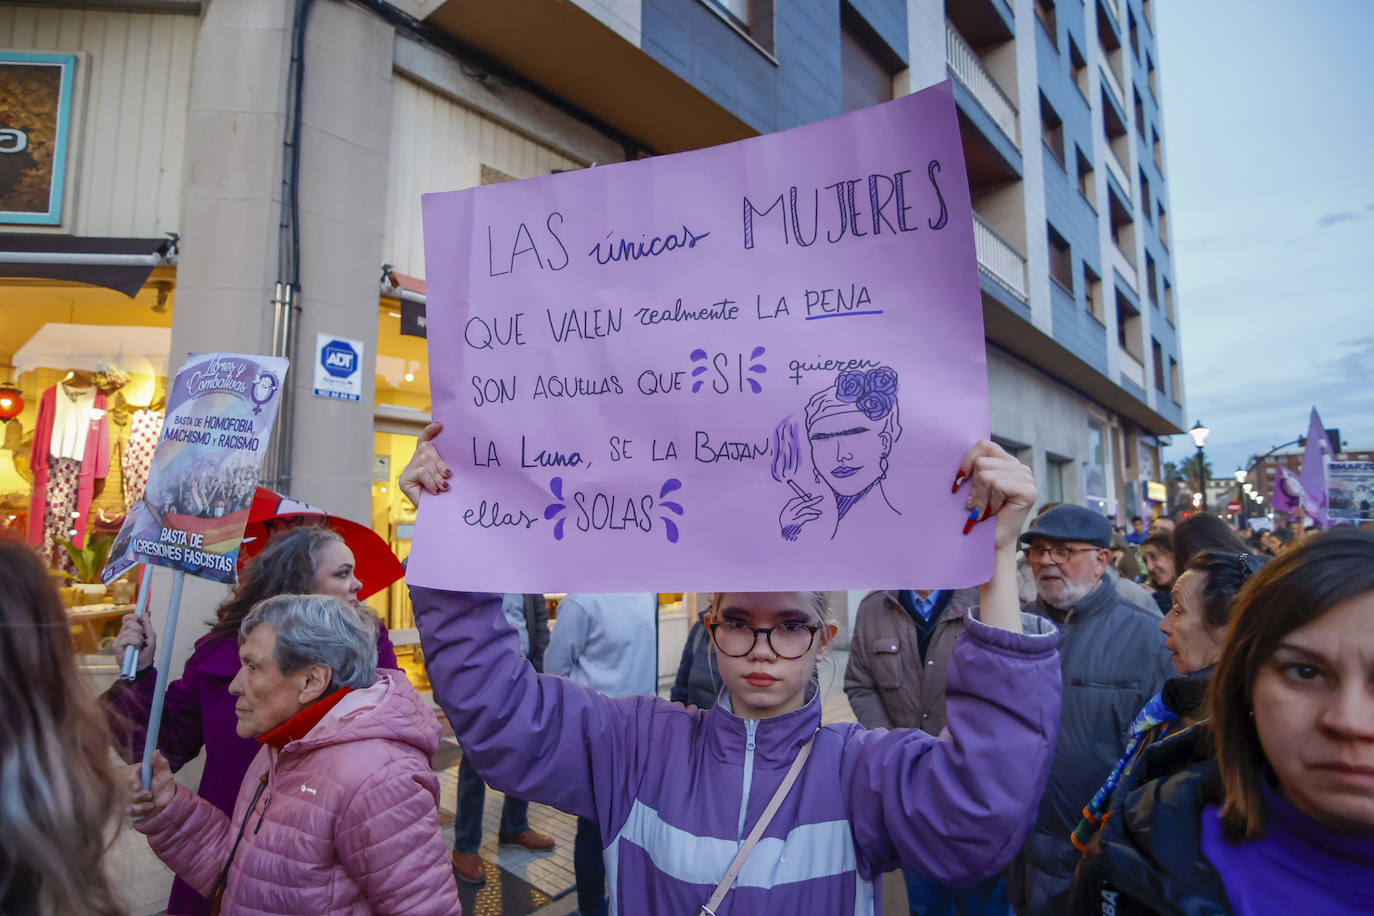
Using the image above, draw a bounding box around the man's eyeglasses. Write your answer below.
[1025,544,1103,564]
[708,619,821,659]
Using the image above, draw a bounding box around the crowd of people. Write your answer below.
[1,420,1371,916]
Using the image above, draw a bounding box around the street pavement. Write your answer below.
[108,649,909,915]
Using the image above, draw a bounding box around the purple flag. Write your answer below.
[1272,465,1305,515]
[1300,407,1332,528]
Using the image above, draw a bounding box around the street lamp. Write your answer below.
[1234,467,1249,525]
[1189,420,1210,512]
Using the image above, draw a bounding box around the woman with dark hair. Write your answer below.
[1170,513,1249,577]
[1069,528,1374,915]
[1070,548,1264,853]
[102,525,398,915]
[0,538,126,916]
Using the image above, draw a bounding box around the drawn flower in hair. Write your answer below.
[835,370,867,402]
[867,366,898,395]
[857,390,895,421]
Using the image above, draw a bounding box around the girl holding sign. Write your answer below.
[401,423,1061,915]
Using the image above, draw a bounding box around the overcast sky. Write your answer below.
[1154,0,1374,479]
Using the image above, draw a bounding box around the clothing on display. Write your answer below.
[122,408,164,507]
[27,380,111,564]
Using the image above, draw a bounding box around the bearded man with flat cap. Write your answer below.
[1007,505,1173,916]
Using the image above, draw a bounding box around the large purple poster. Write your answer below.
[407,82,993,593]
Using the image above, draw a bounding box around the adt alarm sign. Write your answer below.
[313,333,363,402]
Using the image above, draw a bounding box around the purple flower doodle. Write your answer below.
[857,391,895,421]
[867,366,898,395]
[835,370,867,402]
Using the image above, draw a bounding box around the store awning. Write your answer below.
[381,266,427,338]
[0,233,176,297]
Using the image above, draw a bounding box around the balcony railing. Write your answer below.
[946,21,1019,149]
[1120,349,1146,389]
[1113,240,1138,284]
[973,211,1028,302]
[1099,61,1127,117]
[1104,145,1132,200]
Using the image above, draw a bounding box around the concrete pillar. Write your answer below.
[163,0,393,674]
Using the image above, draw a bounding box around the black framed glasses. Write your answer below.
[1024,544,1103,564]
[708,619,821,659]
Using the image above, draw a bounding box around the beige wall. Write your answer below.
[382,75,585,278]
[0,5,196,238]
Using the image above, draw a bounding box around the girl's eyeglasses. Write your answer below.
[708,619,821,659]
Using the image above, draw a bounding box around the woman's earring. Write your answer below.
[814,468,822,484]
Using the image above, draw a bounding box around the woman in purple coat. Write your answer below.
[402,424,1063,915]
[102,525,398,915]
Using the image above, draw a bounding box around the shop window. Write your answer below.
[1046,454,1071,504]
[0,270,176,654]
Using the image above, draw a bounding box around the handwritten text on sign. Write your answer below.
[407,83,992,593]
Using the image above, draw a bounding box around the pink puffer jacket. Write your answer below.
[136,670,460,915]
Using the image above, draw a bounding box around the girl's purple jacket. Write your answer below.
[411,587,1063,915]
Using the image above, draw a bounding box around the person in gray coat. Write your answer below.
[1009,505,1173,916]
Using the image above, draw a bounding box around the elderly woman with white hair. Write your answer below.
[128,595,459,915]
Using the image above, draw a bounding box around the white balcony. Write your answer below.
[1120,349,1146,389]
[1112,241,1138,287]
[973,212,1028,303]
[1099,60,1127,115]
[1104,144,1132,200]
[946,21,1019,149]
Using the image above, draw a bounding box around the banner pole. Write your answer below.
[140,569,187,791]
[120,566,153,680]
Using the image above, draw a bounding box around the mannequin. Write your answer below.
[27,371,110,567]
[121,381,166,508]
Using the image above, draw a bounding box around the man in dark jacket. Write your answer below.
[846,587,1015,915]
[1010,506,1174,916]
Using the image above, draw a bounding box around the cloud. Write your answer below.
[1317,211,1359,228]
[1366,202,1374,212]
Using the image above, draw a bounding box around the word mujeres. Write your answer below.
[742,162,949,249]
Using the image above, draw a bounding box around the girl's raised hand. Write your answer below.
[398,422,452,509]
[953,439,1037,554]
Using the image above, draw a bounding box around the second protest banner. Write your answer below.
[409,82,992,593]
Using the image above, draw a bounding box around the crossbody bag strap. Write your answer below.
[699,734,817,916]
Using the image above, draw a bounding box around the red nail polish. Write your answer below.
[962,509,980,535]
[952,471,967,493]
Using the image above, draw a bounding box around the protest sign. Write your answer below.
[408,83,992,593]
[103,352,289,585]
[1328,461,1374,522]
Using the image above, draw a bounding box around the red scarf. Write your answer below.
[256,686,354,749]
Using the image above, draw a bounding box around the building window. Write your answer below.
[1117,291,1143,362]
[1069,36,1089,97]
[1133,89,1145,134]
[1152,338,1166,392]
[1143,0,1154,29]
[703,0,775,53]
[840,9,895,113]
[1163,277,1175,324]
[1147,53,1158,98]
[1128,8,1140,60]
[1041,93,1065,166]
[1048,223,1074,292]
[1046,454,1071,504]
[1138,168,1151,221]
[992,435,1031,465]
[1085,421,1108,504]
[1152,127,1163,170]
[1145,251,1158,304]
[1109,183,1136,265]
[1076,146,1095,205]
[1035,0,1057,39]
[1084,263,1104,322]
[1158,201,1170,248]
[1169,356,1181,404]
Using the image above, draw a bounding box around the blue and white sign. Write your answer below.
[313,333,363,402]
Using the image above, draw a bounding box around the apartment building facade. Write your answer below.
[0,0,1185,665]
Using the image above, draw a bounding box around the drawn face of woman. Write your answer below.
[807,410,890,498]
